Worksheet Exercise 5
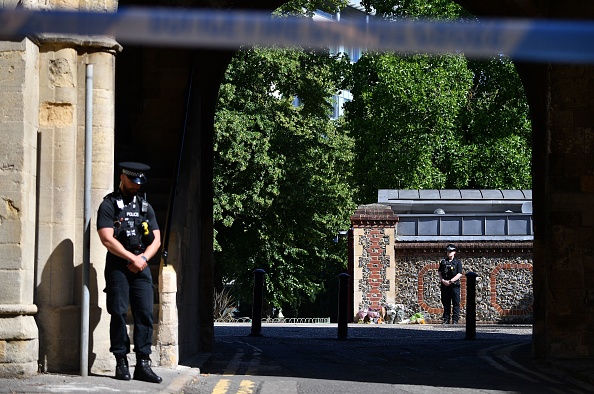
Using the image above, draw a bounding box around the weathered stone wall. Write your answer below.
[531,63,594,359]
[0,38,40,377]
[0,0,121,376]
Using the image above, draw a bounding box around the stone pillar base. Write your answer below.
[0,312,39,378]
[158,264,178,367]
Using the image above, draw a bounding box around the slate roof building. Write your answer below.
[350,190,533,324]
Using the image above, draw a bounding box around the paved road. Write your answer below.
[184,323,594,394]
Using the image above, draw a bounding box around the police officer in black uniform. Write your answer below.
[438,244,463,324]
[97,162,162,383]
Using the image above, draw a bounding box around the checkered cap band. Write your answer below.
[122,168,145,178]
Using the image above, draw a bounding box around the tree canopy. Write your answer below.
[213,0,532,315]
[213,46,355,312]
[344,53,531,203]
[361,0,467,19]
[343,0,531,203]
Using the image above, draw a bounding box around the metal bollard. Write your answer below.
[337,272,350,340]
[465,272,478,340]
[250,268,266,337]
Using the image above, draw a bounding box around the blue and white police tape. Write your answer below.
[1,7,594,63]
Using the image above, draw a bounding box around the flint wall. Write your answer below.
[351,204,534,324]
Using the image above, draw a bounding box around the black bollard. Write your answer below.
[465,272,478,340]
[250,269,266,337]
[337,272,350,340]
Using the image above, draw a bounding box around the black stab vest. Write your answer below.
[105,192,153,253]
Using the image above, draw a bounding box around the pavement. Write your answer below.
[0,353,211,394]
[1,323,593,393]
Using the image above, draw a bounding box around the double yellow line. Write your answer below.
[212,378,255,394]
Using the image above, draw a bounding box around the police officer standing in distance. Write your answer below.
[438,244,463,324]
[97,162,162,383]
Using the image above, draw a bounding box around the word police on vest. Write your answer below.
[120,161,150,185]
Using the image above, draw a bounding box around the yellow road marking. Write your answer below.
[237,379,255,394]
[212,378,231,394]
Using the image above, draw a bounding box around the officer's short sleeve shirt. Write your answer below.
[97,197,117,230]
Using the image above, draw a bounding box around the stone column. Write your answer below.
[350,204,399,315]
[33,43,120,373]
[532,64,594,359]
[0,38,40,377]
[82,48,119,374]
[35,44,80,372]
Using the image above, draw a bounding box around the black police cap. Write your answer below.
[120,162,150,185]
[446,244,457,252]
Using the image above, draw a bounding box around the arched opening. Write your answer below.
[112,1,594,365]
[113,1,536,359]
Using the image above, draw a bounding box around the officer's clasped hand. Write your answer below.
[127,254,148,273]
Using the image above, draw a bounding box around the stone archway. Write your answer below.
[71,0,594,365]
[1,0,594,378]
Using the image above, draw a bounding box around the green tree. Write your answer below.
[276,0,349,16]
[345,0,532,203]
[213,46,355,312]
[345,52,475,201]
[455,57,532,189]
[361,0,466,19]
[213,0,532,314]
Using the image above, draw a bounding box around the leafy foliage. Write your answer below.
[276,0,350,16]
[361,0,467,19]
[455,57,532,189]
[214,46,355,311]
[213,288,237,322]
[344,53,475,201]
[343,1,532,203]
[213,0,532,314]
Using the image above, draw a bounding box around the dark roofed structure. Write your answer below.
[377,189,533,242]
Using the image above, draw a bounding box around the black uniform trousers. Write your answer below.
[104,260,154,355]
[441,284,461,323]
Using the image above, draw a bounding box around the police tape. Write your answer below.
[1,7,594,63]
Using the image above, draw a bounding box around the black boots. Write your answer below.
[114,354,131,381]
[115,353,161,383]
[133,354,162,384]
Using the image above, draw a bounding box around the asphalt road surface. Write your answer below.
[183,323,594,394]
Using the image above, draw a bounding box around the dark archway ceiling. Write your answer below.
[456,0,594,19]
